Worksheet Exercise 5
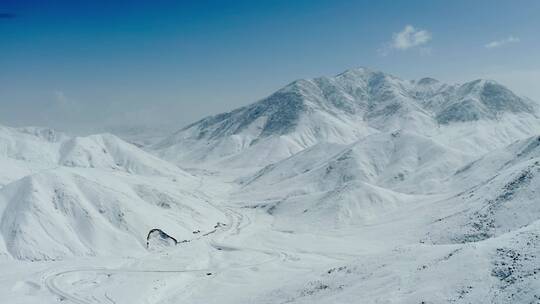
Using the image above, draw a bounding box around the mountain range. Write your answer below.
[2,67,540,303]
[154,67,538,170]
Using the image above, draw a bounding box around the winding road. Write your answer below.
[43,201,284,304]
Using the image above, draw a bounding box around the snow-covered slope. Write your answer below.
[0,125,188,178]
[427,146,540,244]
[0,126,66,167]
[59,134,190,177]
[0,168,224,260]
[450,135,540,188]
[240,131,473,195]
[230,131,471,230]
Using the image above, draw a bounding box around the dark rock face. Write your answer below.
[417,77,439,86]
[480,82,531,113]
[436,99,484,124]
[249,90,306,137]
[146,228,178,250]
[175,87,306,141]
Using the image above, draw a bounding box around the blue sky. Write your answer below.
[1,0,539,132]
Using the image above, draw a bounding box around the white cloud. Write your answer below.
[485,36,520,49]
[392,25,432,50]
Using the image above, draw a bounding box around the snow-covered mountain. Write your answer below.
[2,68,540,304]
[0,125,225,260]
[154,68,538,170]
[0,125,188,178]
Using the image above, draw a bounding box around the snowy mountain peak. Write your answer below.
[435,79,534,124]
[335,66,378,79]
[334,66,400,82]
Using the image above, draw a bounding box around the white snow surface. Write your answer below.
[2,68,540,303]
